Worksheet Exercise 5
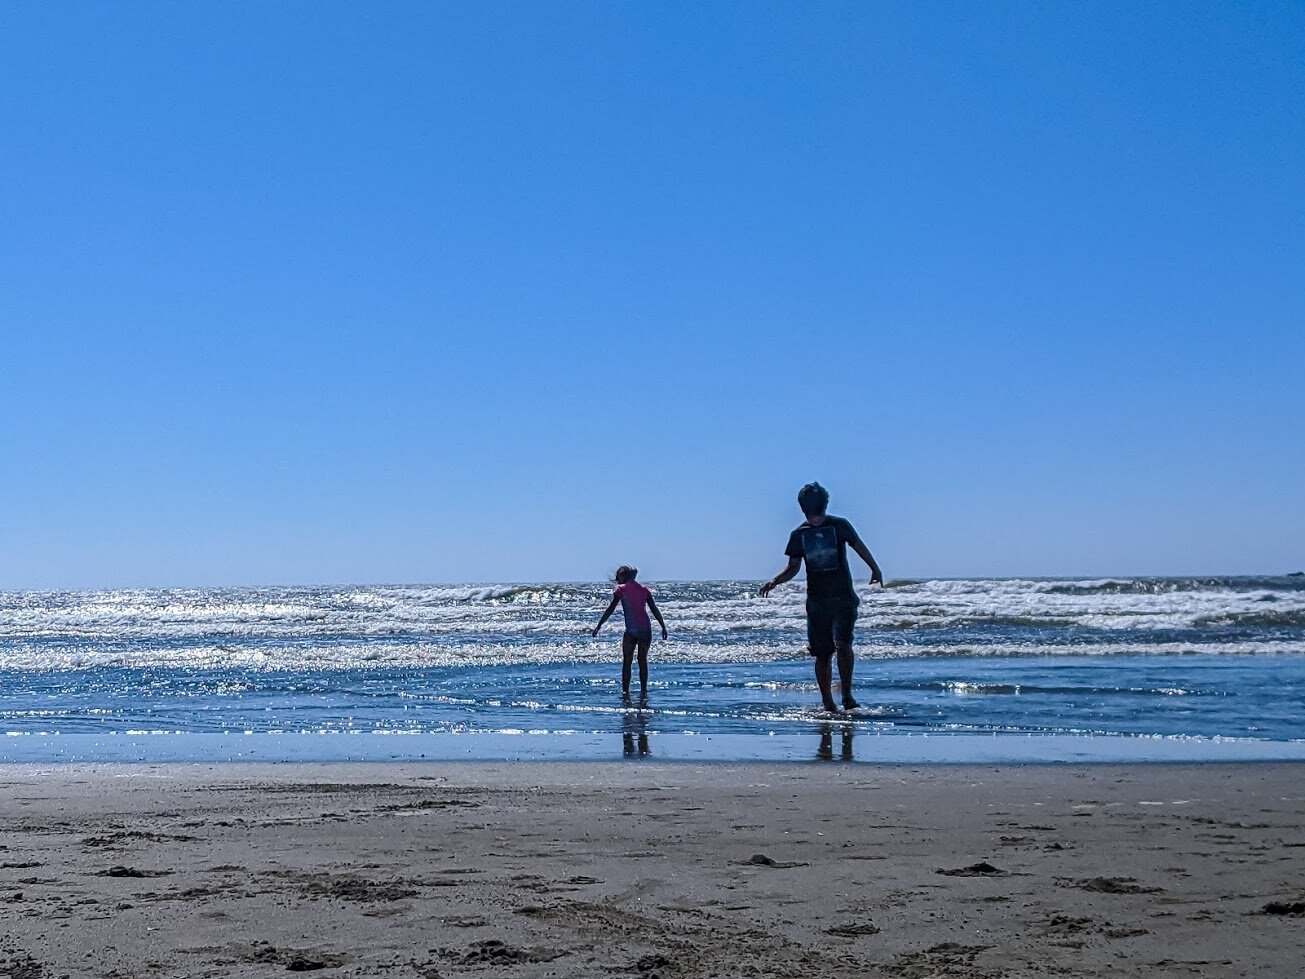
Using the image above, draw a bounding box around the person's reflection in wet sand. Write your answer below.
[622,707,651,758]
[816,722,854,761]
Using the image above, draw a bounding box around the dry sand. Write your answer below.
[2,761,1303,978]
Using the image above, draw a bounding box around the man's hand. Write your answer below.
[762,557,802,597]
[870,568,884,587]
[591,626,601,638]
[661,626,668,640]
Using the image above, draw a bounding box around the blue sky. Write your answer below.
[2,2,1302,588]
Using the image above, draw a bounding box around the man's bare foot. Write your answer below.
[821,699,840,713]
[843,696,860,710]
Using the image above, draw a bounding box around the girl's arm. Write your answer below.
[647,594,668,639]
[592,595,620,637]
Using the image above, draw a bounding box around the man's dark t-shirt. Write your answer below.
[785,516,863,604]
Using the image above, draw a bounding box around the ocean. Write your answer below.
[2,577,1304,763]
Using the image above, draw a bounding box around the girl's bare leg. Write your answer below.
[621,633,637,697]
[636,636,651,696]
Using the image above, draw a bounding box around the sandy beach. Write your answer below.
[2,762,1303,978]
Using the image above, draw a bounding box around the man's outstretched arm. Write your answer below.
[850,540,884,586]
[760,556,802,597]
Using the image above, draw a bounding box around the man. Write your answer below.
[760,482,883,712]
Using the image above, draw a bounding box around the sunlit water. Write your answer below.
[3,578,1303,762]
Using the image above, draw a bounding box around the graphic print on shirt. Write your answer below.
[801,525,841,573]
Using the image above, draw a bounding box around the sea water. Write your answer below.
[2,577,1303,763]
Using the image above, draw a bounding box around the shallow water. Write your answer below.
[2,578,1303,762]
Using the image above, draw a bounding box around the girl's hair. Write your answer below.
[614,565,638,583]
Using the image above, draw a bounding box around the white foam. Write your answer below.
[2,578,1304,671]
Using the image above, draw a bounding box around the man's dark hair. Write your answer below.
[797,482,829,516]
[614,565,638,583]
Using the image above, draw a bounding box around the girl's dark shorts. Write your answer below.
[806,598,858,659]
[623,629,652,647]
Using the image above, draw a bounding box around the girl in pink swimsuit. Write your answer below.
[592,565,668,701]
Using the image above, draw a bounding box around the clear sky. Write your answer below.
[2,3,1302,588]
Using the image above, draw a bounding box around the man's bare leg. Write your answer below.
[836,642,858,710]
[814,656,839,712]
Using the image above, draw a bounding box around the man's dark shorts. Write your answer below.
[806,598,858,659]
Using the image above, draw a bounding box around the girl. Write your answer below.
[592,566,667,701]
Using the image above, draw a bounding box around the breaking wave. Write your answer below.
[2,576,1303,672]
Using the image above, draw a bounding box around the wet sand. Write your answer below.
[2,762,1303,978]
